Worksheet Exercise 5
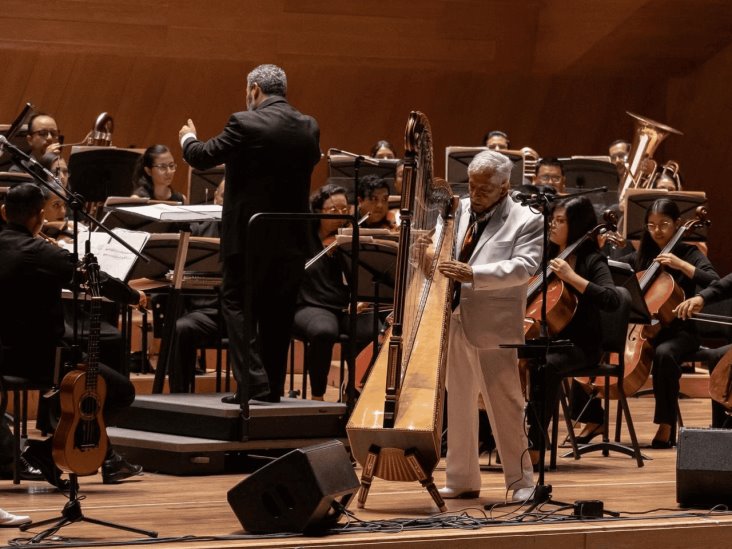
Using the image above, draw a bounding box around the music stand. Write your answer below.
[328,153,399,192]
[68,146,143,204]
[0,103,34,171]
[607,260,654,325]
[188,164,224,204]
[622,189,708,241]
[126,234,220,282]
[337,238,397,383]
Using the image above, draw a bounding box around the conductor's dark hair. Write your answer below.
[357,174,390,200]
[247,64,287,97]
[4,183,45,224]
[537,156,564,175]
[310,183,347,212]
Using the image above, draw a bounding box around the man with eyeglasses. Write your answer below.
[534,157,566,194]
[179,64,320,405]
[26,113,62,160]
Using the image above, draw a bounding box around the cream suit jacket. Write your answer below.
[454,195,543,349]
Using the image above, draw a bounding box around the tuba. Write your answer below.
[651,160,682,190]
[617,111,682,204]
[89,112,114,146]
[346,111,456,511]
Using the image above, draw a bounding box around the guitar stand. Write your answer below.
[20,474,158,543]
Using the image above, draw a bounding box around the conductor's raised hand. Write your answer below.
[179,119,197,142]
[438,259,473,283]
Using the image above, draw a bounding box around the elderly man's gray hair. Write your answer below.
[467,150,513,186]
[247,64,287,97]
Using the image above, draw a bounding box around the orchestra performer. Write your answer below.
[0,183,144,487]
[179,63,320,404]
[358,174,396,231]
[131,144,186,202]
[482,130,510,150]
[437,150,542,501]
[676,272,732,428]
[611,198,718,447]
[524,197,620,456]
[369,139,397,159]
[292,183,374,400]
[535,157,566,194]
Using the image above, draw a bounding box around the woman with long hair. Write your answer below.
[526,197,620,461]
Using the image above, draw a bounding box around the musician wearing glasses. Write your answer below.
[535,157,566,194]
[437,150,542,502]
[614,198,718,447]
[26,113,62,160]
[292,183,373,400]
[131,144,186,203]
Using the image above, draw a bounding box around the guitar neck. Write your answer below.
[85,296,102,392]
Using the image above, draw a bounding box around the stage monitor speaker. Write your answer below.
[677,427,732,507]
[227,440,359,533]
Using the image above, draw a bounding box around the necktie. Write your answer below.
[452,213,490,310]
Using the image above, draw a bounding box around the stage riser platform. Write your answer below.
[113,393,348,442]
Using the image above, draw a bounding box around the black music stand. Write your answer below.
[188,164,224,204]
[337,238,397,384]
[0,102,34,171]
[622,189,708,241]
[126,234,220,282]
[329,154,399,183]
[68,146,143,205]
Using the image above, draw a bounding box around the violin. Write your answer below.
[524,210,618,338]
[305,213,369,270]
[588,207,711,399]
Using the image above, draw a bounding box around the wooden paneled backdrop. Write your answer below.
[2,0,732,270]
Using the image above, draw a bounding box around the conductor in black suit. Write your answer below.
[179,64,321,404]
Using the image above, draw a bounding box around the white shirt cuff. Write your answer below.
[180,133,197,147]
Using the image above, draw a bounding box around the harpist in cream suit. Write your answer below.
[438,150,542,501]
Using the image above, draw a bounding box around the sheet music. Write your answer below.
[62,228,149,281]
[115,203,222,221]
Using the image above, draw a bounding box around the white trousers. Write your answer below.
[444,312,534,492]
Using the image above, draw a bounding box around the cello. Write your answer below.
[596,207,711,399]
[346,112,456,511]
[52,253,109,475]
[524,210,618,339]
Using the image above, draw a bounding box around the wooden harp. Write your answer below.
[346,111,456,511]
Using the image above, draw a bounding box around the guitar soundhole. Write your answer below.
[78,393,101,420]
[74,393,102,450]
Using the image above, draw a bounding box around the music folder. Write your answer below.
[337,236,398,304]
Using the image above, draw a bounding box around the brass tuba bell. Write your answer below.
[89,112,114,146]
[617,111,682,204]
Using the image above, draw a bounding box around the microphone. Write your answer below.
[0,135,60,183]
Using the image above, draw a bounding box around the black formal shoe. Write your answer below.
[650,438,674,449]
[221,393,240,404]
[21,439,69,490]
[102,451,143,484]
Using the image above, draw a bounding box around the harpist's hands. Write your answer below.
[179,119,197,141]
[674,295,704,320]
[438,260,473,283]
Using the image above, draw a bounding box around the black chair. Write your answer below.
[554,287,645,467]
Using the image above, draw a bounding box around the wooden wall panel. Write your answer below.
[0,0,730,272]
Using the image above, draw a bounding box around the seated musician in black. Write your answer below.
[526,197,620,460]
[358,174,397,231]
[131,144,186,203]
[676,272,732,428]
[578,198,719,447]
[0,183,144,488]
[292,183,374,400]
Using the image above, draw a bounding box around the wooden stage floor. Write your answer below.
[2,396,732,548]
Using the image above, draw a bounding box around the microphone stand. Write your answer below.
[491,187,606,514]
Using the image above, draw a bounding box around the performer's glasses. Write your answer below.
[537,174,562,183]
[646,221,673,232]
[152,163,177,172]
[31,129,59,139]
[324,206,350,214]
